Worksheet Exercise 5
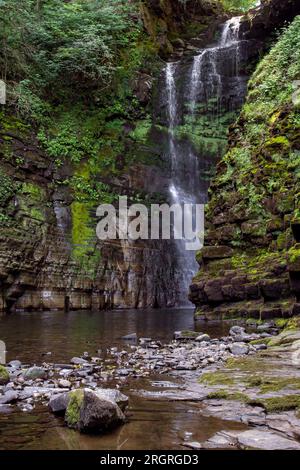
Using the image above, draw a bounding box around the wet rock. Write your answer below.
[196,334,210,343]
[122,333,137,341]
[253,343,268,351]
[116,369,131,376]
[0,390,19,404]
[8,360,22,370]
[233,429,300,450]
[174,331,198,340]
[70,357,89,365]
[23,366,47,380]
[0,365,9,385]
[229,343,249,356]
[257,322,274,331]
[202,429,300,450]
[65,388,125,433]
[94,389,129,411]
[58,379,71,388]
[48,392,70,414]
[202,399,266,425]
[0,404,13,413]
[18,403,34,412]
[229,326,245,337]
[184,441,202,450]
[139,338,152,345]
[20,386,69,400]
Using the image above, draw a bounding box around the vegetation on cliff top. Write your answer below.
[208,15,300,249]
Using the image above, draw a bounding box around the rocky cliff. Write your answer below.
[0,0,224,312]
[190,10,300,321]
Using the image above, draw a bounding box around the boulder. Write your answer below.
[229,326,245,337]
[65,388,126,433]
[174,330,198,340]
[23,366,47,380]
[229,343,249,356]
[195,334,211,343]
[94,388,129,412]
[0,365,9,385]
[58,379,71,389]
[8,360,22,370]
[48,392,70,414]
[0,390,19,404]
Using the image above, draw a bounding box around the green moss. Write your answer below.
[0,365,9,385]
[249,338,270,346]
[206,389,250,402]
[274,318,289,329]
[180,330,199,338]
[250,395,300,413]
[65,389,84,428]
[265,136,290,153]
[71,201,98,267]
[226,356,269,372]
[129,118,152,143]
[284,317,300,331]
[199,371,235,386]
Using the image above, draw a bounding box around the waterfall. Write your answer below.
[166,62,178,132]
[163,17,246,306]
[220,16,241,46]
[165,63,199,307]
[190,51,206,114]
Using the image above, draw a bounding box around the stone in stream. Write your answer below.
[94,389,129,411]
[70,357,89,365]
[229,342,249,356]
[8,360,22,370]
[0,390,19,404]
[49,392,70,414]
[195,334,210,343]
[229,326,245,337]
[201,429,300,450]
[64,388,126,433]
[174,331,198,341]
[122,333,137,341]
[23,366,47,380]
[233,429,300,450]
[58,379,71,389]
[0,365,10,385]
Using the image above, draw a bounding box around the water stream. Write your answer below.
[164,17,245,305]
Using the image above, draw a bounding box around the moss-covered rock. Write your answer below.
[0,365,9,385]
[65,389,84,429]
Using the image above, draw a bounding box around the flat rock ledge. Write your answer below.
[188,429,300,450]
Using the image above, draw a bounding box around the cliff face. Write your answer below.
[140,0,224,56]
[0,0,223,312]
[190,13,300,321]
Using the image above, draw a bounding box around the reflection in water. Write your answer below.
[0,309,239,450]
[0,309,229,363]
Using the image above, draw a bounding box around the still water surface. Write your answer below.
[0,309,245,450]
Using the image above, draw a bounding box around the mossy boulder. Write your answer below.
[65,388,126,434]
[0,365,9,385]
[65,389,84,428]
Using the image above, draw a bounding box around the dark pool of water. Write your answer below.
[0,308,229,363]
[0,309,243,450]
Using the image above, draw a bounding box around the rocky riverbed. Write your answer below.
[1,320,300,449]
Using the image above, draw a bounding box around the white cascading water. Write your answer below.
[164,17,243,305]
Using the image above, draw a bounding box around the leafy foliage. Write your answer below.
[221,0,258,12]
